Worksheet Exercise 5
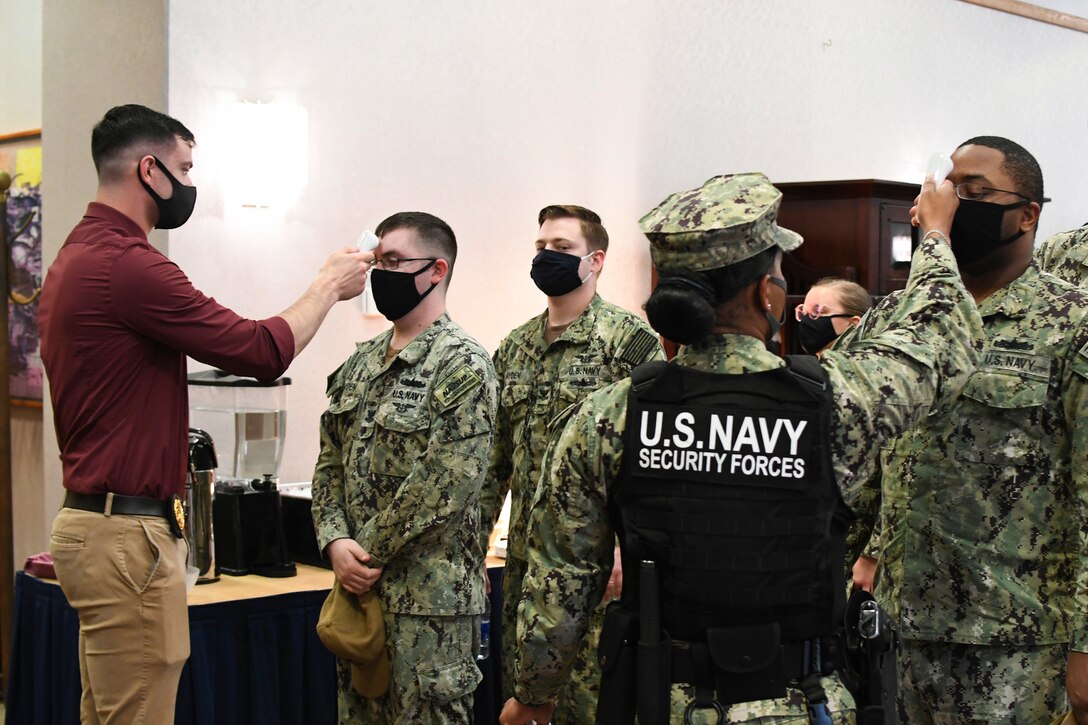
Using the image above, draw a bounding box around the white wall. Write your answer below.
[0,0,43,135]
[39,0,168,566]
[166,0,1088,486]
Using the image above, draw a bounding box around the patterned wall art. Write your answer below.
[1,131,43,402]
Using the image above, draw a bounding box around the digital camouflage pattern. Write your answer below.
[1036,222,1088,287]
[312,314,497,721]
[852,263,1088,715]
[481,295,665,560]
[512,234,983,720]
[898,640,1068,723]
[481,293,663,722]
[639,173,802,272]
[335,610,481,723]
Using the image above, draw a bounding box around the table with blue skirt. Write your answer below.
[5,564,506,724]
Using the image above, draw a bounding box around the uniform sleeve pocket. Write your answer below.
[417,659,483,703]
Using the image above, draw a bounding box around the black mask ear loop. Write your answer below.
[764,276,787,339]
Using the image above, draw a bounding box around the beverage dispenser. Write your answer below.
[188,370,295,577]
[186,428,219,584]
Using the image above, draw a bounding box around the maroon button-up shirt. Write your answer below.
[40,203,295,498]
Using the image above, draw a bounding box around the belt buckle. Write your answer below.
[170,494,185,539]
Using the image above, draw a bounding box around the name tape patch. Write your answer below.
[433,363,482,409]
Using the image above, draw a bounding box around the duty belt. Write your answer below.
[670,637,831,684]
[63,491,185,538]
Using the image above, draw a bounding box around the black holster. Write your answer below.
[841,589,898,725]
[596,601,640,725]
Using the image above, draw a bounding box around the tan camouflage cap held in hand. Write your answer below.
[639,172,803,272]
[316,581,390,698]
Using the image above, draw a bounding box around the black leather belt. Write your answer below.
[64,491,185,538]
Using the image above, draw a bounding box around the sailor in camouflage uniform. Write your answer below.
[846,137,1088,723]
[1036,221,1088,287]
[312,212,498,724]
[499,172,983,725]
[481,205,664,723]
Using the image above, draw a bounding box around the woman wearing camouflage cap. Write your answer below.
[500,172,982,724]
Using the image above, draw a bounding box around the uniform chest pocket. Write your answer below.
[327,392,374,452]
[955,368,1049,465]
[371,403,430,477]
[501,383,531,408]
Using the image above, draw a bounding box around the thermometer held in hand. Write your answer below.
[357,230,379,252]
[926,153,953,187]
[354,230,379,315]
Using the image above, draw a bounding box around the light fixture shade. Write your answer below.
[223,101,309,209]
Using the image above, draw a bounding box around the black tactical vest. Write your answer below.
[613,357,851,645]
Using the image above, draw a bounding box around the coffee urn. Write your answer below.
[186,428,219,584]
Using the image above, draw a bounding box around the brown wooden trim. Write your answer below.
[10,398,43,409]
[0,129,41,143]
[959,0,1088,33]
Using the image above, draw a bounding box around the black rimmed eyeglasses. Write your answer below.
[952,182,1031,204]
[372,256,437,271]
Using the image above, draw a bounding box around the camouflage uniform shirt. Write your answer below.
[1036,222,1088,287]
[871,263,1088,647]
[512,235,984,706]
[312,314,497,616]
[480,293,664,556]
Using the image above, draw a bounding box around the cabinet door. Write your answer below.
[879,203,916,293]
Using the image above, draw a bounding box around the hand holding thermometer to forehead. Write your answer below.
[353,230,380,314]
[912,154,954,229]
[358,229,380,254]
[927,153,953,187]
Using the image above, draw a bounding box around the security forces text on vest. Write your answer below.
[635,405,813,482]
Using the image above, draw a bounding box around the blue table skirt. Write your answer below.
[6,568,505,724]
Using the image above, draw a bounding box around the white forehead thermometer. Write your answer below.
[358,229,379,252]
[354,230,380,314]
[926,153,953,187]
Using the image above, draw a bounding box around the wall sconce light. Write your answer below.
[223,100,308,209]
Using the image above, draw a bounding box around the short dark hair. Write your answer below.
[958,135,1045,205]
[375,211,458,284]
[91,105,195,180]
[538,205,609,252]
[646,247,778,344]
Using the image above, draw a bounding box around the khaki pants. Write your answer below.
[50,507,190,724]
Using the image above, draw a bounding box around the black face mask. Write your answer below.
[798,315,849,354]
[138,156,197,230]
[370,260,437,321]
[530,249,593,297]
[949,198,1029,266]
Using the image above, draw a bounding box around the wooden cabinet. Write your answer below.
[651,179,921,357]
[774,179,920,354]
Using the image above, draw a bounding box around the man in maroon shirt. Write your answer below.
[39,104,370,724]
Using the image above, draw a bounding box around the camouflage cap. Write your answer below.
[639,173,803,271]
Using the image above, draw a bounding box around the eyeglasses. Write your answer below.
[953,182,1031,204]
[372,256,436,271]
[794,303,855,322]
